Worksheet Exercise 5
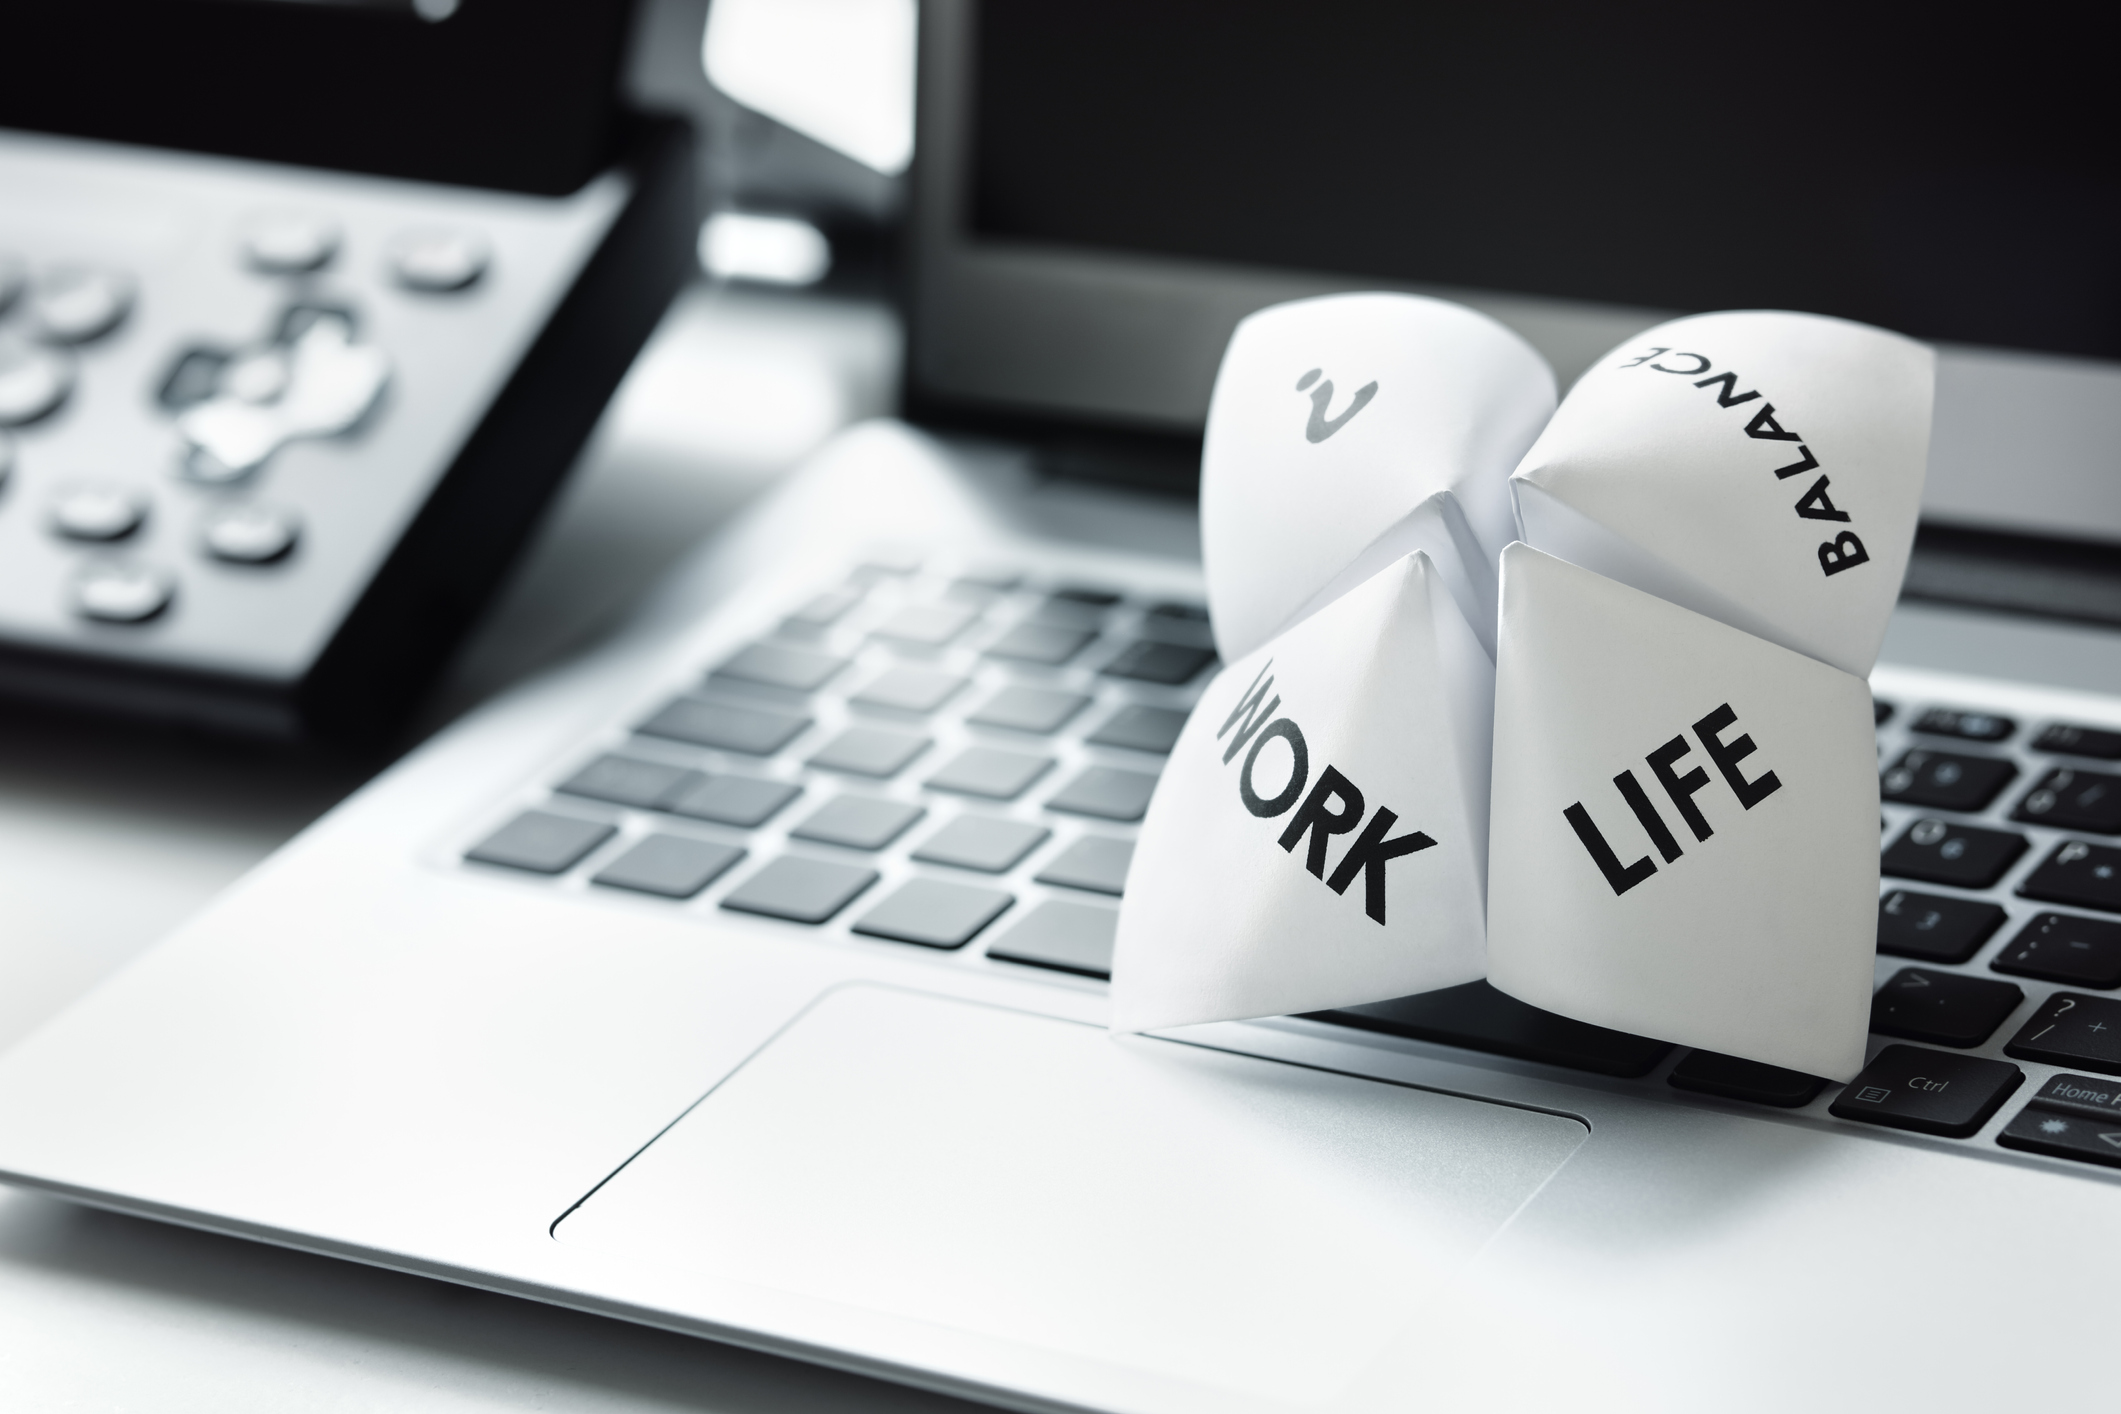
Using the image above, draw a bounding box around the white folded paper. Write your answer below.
[1200,292,1556,662]
[1486,545,1879,1080]
[1111,552,1493,1033]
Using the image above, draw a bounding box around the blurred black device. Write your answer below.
[0,0,696,744]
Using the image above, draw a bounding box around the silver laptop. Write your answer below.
[3,5,2119,1410]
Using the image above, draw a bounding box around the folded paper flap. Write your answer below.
[1278,489,1497,660]
[1512,309,1934,679]
[1113,553,1492,1034]
[1486,546,1877,1080]
[1202,292,1555,663]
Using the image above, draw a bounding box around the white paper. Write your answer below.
[1201,292,1556,663]
[1111,553,1492,1033]
[1512,310,1932,678]
[1485,545,1879,1081]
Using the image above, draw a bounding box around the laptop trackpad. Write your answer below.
[555,984,1587,1400]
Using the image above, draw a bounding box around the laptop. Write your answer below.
[2,3,2119,1409]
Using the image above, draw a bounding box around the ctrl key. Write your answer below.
[1829,1045,2023,1138]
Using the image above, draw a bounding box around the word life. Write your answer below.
[1565,703,1781,896]
[1619,346,1869,579]
[1214,663,1436,923]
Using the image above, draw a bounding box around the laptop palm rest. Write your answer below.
[555,984,1587,1400]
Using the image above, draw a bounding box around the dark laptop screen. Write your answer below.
[971,1,2120,360]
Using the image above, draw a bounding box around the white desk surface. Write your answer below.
[0,283,988,1413]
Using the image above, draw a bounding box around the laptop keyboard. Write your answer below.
[461,557,2121,1177]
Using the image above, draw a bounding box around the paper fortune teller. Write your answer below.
[1113,292,1554,1032]
[1488,311,1936,1080]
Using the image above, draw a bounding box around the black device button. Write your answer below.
[2012,768,2121,833]
[1879,749,2017,812]
[911,815,1051,874]
[1869,967,2025,1048]
[926,746,1056,800]
[2031,723,2121,760]
[1033,835,1134,895]
[1828,1045,2023,1138]
[1086,704,1188,755]
[1045,766,1160,821]
[1990,913,2121,989]
[1996,1105,2121,1167]
[1313,982,1674,1078]
[1667,1051,1829,1107]
[2019,840,2121,914]
[1876,889,2007,964]
[2003,992,2121,1075]
[2021,1071,2121,1122]
[1882,819,2029,889]
[1100,639,1216,685]
[1910,708,2015,743]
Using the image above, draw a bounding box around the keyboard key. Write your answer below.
[637,697,810,755]
[1034,835,1134,895]
[790,796,926,850]
[1881,819,2028,889]
[2019,839,2121,913]
[1146,600,1207,622]
[807,726,931,778]
[1666,1051,1828,1108]
[555,755,700,810]
[592,835,745,898]
[951,566,1022,593]
[1877,889,2007,964]
[1879,749,2017,812]
[465,811,615,875]
[1869,967,2024,1047]
[712,641,848,693]
[987,899,1119,978]
[2003,992,2121,1075]
[872,601,980,648]
[1990,912,2121,988]
[2012,767,2121,833]
[852,666,967,714]
[668,774,802,827]
[720,856,878,924]
[927,746,1055,799]
[1828,1045,2023,1138]
[1100,639,1215,685]
[967,685,1091,735]
[853,878,1014,949]
[1086,704,1188,754]
[1046,766,1159,821]
[1049,586,1123,608]
[2019,1071,2121,1122]
[1137,607,1215,649]
[1911,708,2015,743]
[781,584,864,634]
[1874,699,1894,726]
[912,815,1051,872]
[986,620,1095,665]
[2032,722,2121,760]
[1995,1105,2121,1168]
[1315,982,1674,1078]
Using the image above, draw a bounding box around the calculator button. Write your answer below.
[592,835,744,899]
[926,746,1056,800]
[1045,766,1159,821]
[2012,768,2121,833]
[388,228,489,291]
[852,878,1014,950]
[1869,967,2023,1048]
[1909,708,2014,743]
[1879,749,2016,812]
[987,899,1119,978]
[1876,889,2006,964]
[555,755,701,811]
[51,485,147,542]
[1100,640,1215,685]
[240,212,340,273]
[1828,1045,2022,1138]
[967,685,1091,735]
[2031,723,2121,760]
[712,641,848,693]
[1666,1051,1828,1108]
[667,774,801,827]
[790,795,926,851]
[1990,912,2121,989]
[0,337,73,425]
[465,810,614,875]
[71,561,175,624]
[159,347,231,410]
[636,697,810,755]
[29,267,133,344]
[2018,839,2121,914]
[1995,1105,2121,1168]
[807,726,931,778]
[720,855,877,924]
[1085,704,1187,754]
[201,504,300,564]
[2003,992,2121,1075]
[1033,835,1133,895]
[911,816,1050,873]
[1881,819,2028,889]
